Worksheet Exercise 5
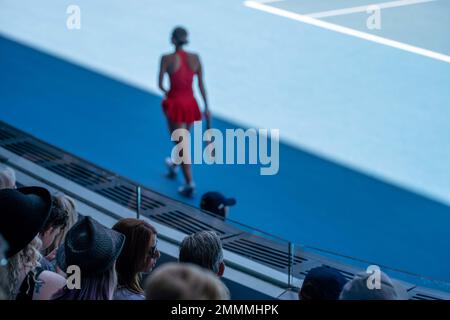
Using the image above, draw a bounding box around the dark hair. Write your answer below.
[52,266,116,300]
[41,195,69,233]
[172,26,188,46]
[299,266,347,300]
[179,231,223,273]
[113,218,158,294]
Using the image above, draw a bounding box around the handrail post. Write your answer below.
[288,242,293,288]
[136,185,141,219]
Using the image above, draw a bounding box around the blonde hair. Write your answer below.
[6,236,42,299]
[45,194,77,255]
[145,263,230,300]
[0,165,16,190]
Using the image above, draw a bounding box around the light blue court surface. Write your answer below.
[268,0,450,55]
[0,0,449,287]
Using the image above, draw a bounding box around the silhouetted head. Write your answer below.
[171,26,189,47]
[299,266,347,300]
[144,263,230,300]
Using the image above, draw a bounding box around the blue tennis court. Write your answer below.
[0,0,449,290]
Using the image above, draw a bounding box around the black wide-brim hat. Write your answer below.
[56,216,125,275]
[0,187,52,258]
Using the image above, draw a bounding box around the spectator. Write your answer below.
[179,231,225,277]
[43,194,78,269]
[0,165,16,189]
[145,263,229,300]
[112,218,160,300]
[39,194,70,271]
[0,187,67,300]
[340,271,404,300]
[299,266,347,300]
[200,192,236,220]
[53,216,125,300]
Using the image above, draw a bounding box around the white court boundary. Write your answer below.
[244,0,450,63]
[306,0,436,18]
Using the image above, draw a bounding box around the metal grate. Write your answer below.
[48,162,109,186]
[224,238,307,271]
[3,141,60,163]
[152,210,227,236]
[0,128,17,142]
[97,184,165,211]
[318,265,355,281]
[410,293,442,300]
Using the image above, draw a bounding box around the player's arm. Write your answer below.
[196,55,210,121]
[158,55,168,94]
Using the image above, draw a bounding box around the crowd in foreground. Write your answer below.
[0,165,406,300]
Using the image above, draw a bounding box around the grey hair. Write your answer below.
[179,231,223,274]
[339,271,402,300]
[0,165,16,190]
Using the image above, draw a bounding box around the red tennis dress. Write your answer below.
[162,50,202,124]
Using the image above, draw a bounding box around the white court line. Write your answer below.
[255,0,285,3]
[244,0,450,63]
[307,0,436,18]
